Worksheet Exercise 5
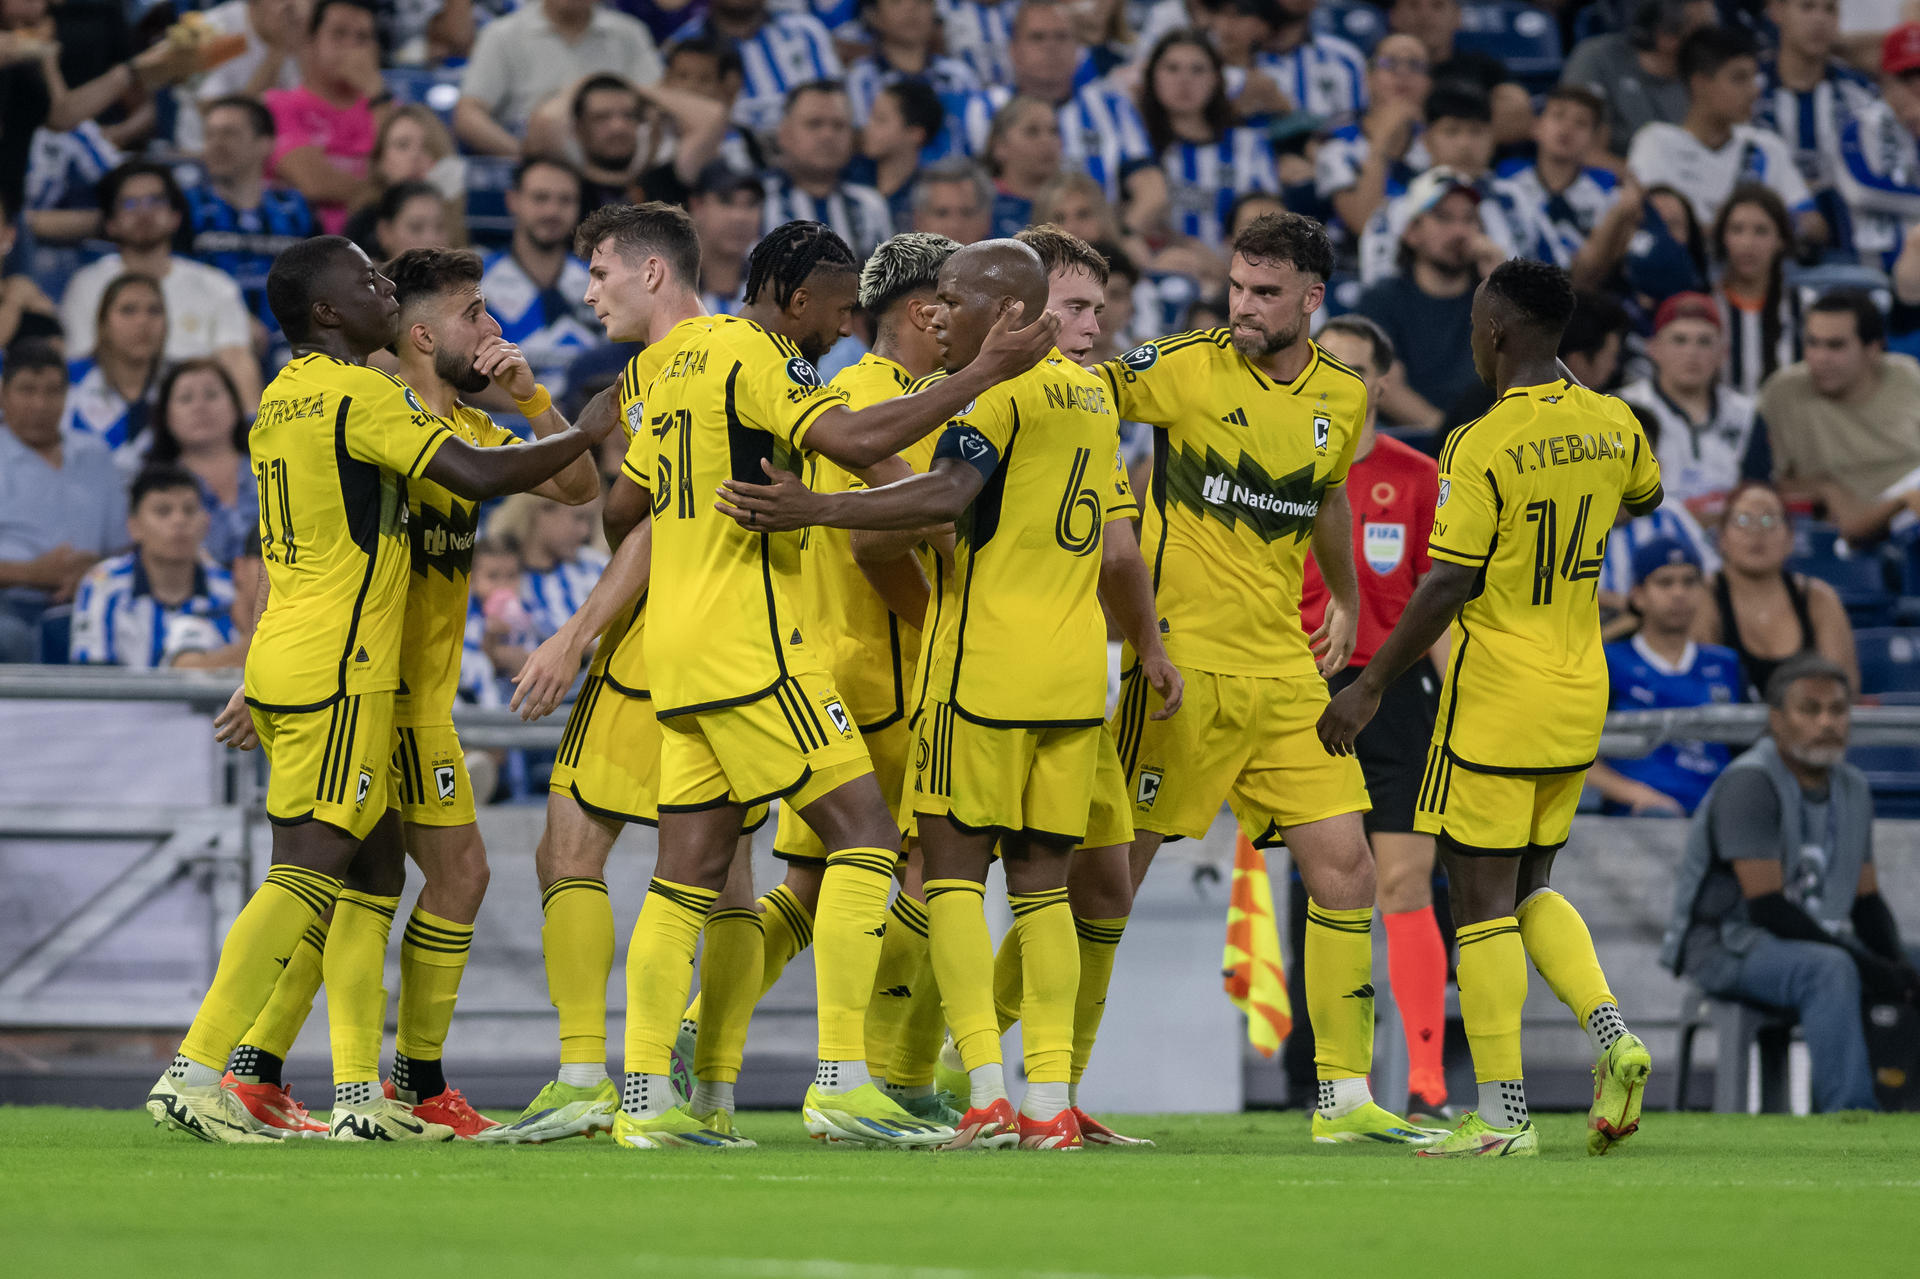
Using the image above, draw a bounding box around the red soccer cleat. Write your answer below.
[1070,1107,1154,1147]
[942,1097,1019,1150]
[222,1072,327,1138]
[1017,1105,1084,1151]
[382,1080,500,1138]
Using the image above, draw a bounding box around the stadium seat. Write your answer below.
[36,608,71,665]
[1788,551,1894,627]
[1320,270,1364,319]
[1852,627,1920,695]
[1847,743,1920,817]
[1791,519,1840,562]
[382,66,464,132]
[1456,3,1564,91]
[1788,261,1892,317]
[463,155,518,248]
[1672,986,1798,1113]
[1311,2,1386,53]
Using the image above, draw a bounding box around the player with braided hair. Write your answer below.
[605,221,1060,1150]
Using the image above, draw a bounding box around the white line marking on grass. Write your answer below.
[632,1256,1253,1279]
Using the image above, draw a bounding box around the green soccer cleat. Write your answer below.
[1588,1032,1652,1155]
[1310,1101,1449,1145]
[803,1083,955,1149]
[147,1072,278,1144]
[472,1078,618,1145]
[690,1107,757,1148]
[611,1104,755,1150]
[1414,1111,1538,1158]
[896,1088,966,1127]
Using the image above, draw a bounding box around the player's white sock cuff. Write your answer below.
[1315,1076,1372,1119]
[557,1062,605,1088]
[813,1059,870,1093]
[169,1054,221,1088]
[968,1063,1008,1108]
[689,1080,734,1116]
[334,1080,379,1109]
[1478,1079,1529,1130]
[1586,1002,1628,1056]
[884,1082,933,1101]
[1022,1081,1069,1119]
[621,1072,676,1118]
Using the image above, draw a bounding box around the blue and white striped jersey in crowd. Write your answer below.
[1714,284,1802,398]
[24,122,122,213]
[672,11,844,139]
[520,549,609,643]
[459,599,510,709]
[183,181,316,339]
[701,286,745,317]
[61,359,157,457]
[760,173,897,261]
[1314,123,1430,239]
[938,0,1017,89]
[771,0,861,39]
[1258,32,1369,128]
[69,552,236,669]
[1356,173,1523,285]
[1599,504,1722,599]
[1834,98,1920,270]
[480,251,604,397]
[1159,129,1281,250]
[1493,159,1619,270]
[962,82,1153,204]
[1756,55,1878,200]
[845,52,982,124]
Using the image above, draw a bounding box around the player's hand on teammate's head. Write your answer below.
[473,335,537,402]
[974,300,1063,382]
[212,685,259,751]
[509,635,582,721]
[714,459,820,532]
[1143,653,1184,720]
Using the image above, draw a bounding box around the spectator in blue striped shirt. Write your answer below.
[1220,0,1369,127]
[481,157,604,395]
[69,466,243,670]
[62,274,165,463]
[1493,86,1626,283]
[671,0,844,141]
[185,95,317,354]
[938,0,1018,87]
[1384,0,1534,145]
[688,161,765,313]
[762,81,894,260]
[147,358,259,570]
[845,0,980,134]
[1138,31,1279,255]
[855,79,948,224]
[1757,0,1877,255]
[491,492,608,642]
[1315,33,1433,257]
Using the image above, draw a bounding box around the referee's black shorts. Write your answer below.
[1328,660,1441,835]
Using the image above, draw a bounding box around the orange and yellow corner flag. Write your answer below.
[1222,833,1292,1057]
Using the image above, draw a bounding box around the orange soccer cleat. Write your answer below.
[1016,1106,1084,1151]
[942,1097,1019,1150]
[222,1072,327,1138]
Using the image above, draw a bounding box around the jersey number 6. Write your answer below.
[1054,446,1102,557]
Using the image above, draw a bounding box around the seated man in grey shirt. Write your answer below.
[1561,0,1715,157]
[1663,654,1920,1112]
[0,342,129,662]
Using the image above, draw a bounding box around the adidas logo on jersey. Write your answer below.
[1220,407,1249,427]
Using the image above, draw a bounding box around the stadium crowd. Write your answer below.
[4,0,1920,1119]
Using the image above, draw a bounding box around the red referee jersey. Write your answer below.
[1300,433,1439,668]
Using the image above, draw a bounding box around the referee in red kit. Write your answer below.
[1296,314,1451,1121]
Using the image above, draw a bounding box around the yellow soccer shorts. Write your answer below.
[1413,749,1586,854]
[252,690,397,842]
[1113,663,1369,849]
[549,671,663,827]
[659,670,872,814]
[1080,724,1135,849]
[908,698,1106,843]
[391,720,477,827]
[775,715,909,866]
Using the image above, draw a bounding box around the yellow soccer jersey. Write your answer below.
[1097,330,1364,680]
[638,315,851,716]
[799,353,939,730]
[920,350,1132,727]
[396,402,519,723]
[246,354,452,712]
[1428,378,1662,772]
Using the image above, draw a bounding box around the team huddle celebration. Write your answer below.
[133,195,1656,1160]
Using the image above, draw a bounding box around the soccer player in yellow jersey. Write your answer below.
[613,220,1058,1150]
[1094,212,1439,1145]
[221,249,601,1139]
[152,236,617,1144]
[720,239,1179,1151]
[1321,258,1664,1158]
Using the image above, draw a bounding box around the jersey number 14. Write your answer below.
[1523,493,1605,605]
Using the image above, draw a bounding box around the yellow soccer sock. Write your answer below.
[325,890,400,1086]
[865,894,929,1075]
[1070,914,1127,1085]
[813,848,897,1063]
[541,877,613,1067]
[394,906,474,1097]
[1516,888,1617,1029]
[1009,890,1077,1085]
[237,916,329,1063]
[1303,900,1374,1081]
[692,908,764,1084]
[925,878,999,1070]
[1455,916,1527,1083]
[624,879,718,1076]
[887,951,947,1089]
[992,924,1023,1034]
[758,882,815,996]
[180,866,341,1071]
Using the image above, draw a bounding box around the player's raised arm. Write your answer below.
[512,503,653,721]
[421,391,622,500]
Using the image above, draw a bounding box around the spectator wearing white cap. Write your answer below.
[1355,83,1518,285]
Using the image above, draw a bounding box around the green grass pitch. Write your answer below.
[5,1107,1916,1278]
